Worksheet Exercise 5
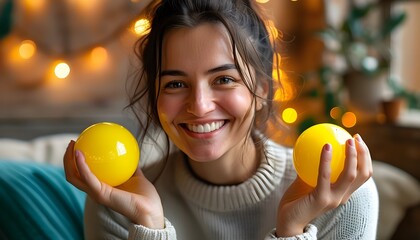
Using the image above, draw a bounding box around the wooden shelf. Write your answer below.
[351,123,420,181]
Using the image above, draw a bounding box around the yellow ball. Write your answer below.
[293,123,352,187]
[74,122,139,186]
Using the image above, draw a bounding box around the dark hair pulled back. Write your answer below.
[128,0,281,148]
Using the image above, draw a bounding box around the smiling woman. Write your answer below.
[62,1,379,239]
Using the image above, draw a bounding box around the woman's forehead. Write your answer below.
[160,23,253,78]
[161,23,235,69]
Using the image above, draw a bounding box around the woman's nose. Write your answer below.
[186,85,215,117]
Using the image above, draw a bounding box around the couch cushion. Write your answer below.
[0,160,86,239]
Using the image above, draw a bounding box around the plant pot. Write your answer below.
[381,98,405,124]
[343,72,388,115]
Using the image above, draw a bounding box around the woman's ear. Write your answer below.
[256,79,269,111]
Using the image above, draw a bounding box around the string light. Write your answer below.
[18,40,37,60]
[90,46,108,68]
[54,62,71,79]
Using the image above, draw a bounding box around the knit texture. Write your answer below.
[84,140,379,240]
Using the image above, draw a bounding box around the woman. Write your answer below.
[64,0,379,239]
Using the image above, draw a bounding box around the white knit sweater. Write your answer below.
[84,140,379,240]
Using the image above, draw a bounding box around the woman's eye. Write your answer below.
[215,76,235,85]
[164,81,185,89]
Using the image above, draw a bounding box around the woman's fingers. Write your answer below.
[63,140,103,196]
[332,134,373,202]
[341,134,373,200]
[74,150,104,196]
[332,138,357,194]
[315,144,332,194]
[63,141,84,188]
[354,134,373,179]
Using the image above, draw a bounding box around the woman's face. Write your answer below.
[157,23,257,162]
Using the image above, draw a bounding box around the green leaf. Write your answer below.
[349,4,375,20]
[344,3,375,39]
[380,12,407,39]
[0,0,13,39]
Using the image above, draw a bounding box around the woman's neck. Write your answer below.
[187,138,260,185]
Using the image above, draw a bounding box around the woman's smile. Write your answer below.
[184,120,225,134]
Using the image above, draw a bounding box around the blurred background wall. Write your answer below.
[1,0,419,139]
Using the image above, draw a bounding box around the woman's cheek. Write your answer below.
[222,92,253,116]
[157,95,182,122]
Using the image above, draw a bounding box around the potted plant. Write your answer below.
[318,2,407,114]
[381,76,420,123]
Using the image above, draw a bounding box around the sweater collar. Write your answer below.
[174,140,287,212]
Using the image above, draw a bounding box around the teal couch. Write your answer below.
[0,160,86,239]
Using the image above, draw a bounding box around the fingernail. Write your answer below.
[355,134,363,143]
[324,143,332,151]
[347,138,355,147]
[75,150,80,159]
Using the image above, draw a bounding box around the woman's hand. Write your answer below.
[276,134,372,237]
[63,140,165,229]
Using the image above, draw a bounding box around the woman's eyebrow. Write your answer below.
[206,64,237,74]
[160,64,237,77]
[160,70,186,77]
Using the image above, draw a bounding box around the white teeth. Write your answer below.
[186,121,224,133]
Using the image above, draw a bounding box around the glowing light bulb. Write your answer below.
[90,46,108,67]
[134,18,150,36]
[282,107,298,124]
[54,62,71,79]
[19,40,36,60]
[342,112,357,128]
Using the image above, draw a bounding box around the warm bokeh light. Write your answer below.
[23,0,46,12]
[54,62,71,79]
[90,46,108,66]
[134,18,151,35]
[73,0,99,11]
[282,107,298,124]
[342,111,357,128]
[273,53,282,67]
[256,0,270,3]
[329,107,342,120]
[18,40,36,60]
[265,20,279,44]
[273,69,295,102]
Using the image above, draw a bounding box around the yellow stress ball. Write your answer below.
[293,123,352,187]
[74,122,139,186]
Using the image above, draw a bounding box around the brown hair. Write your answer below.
[127,0,282,156]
